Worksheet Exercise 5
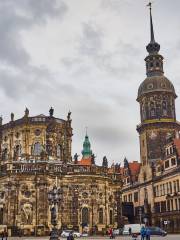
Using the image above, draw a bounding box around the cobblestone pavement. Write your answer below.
[5,235,180,240]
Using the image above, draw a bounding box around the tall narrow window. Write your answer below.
[57,145,61,158]
[177,180,180,192]
[99,208,103,224]
[162,101,167,116]
[175,199,178,210]
[150,102,155,117]
[109,210,113,225]
[82,207,89,225]
[174,181,177,193]
[34,142,42,156]
[14,145,21,159]
[167,200,170,211]
[169,182,172,194]
[2,148,8,161]
[0,208,3,224]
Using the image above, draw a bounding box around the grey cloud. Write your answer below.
[91,125,133,146]
[70,21,142,79]
[79,22,103,57]
[0,0,67,67]
[101,0,131,14]
[0,67,51,99]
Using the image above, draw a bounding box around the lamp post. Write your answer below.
[48,185,63,240]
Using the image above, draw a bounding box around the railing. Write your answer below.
[0,162,122,181]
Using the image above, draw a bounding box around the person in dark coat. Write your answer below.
[3,231,7,240]
[145,228,150,240]
[1,231,4,240]
[129,227,132,236]
[140,226,146,240]
[67,231,74,240]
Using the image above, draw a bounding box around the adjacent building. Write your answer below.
[121,6,180,233]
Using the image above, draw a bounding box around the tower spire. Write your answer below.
[147,2,155,43]
[146,2,160,54]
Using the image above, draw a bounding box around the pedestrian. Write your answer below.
[145,228,150,240]
[4,230,8,240]
[4,230,7,240]
[1,231,4,240]
[129,227,132,236]
[140,226,146,240]
[109,228,113,239]
[67,231,74,240]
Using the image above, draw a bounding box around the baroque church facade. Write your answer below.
[0,108,121,236]
[121,5,180,233]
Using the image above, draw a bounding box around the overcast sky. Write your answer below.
[0,0,180,166]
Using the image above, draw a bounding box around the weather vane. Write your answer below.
[147,1,152,10]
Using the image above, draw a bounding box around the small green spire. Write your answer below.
[81,133,92,158]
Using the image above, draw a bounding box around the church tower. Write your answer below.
[137,3,180,167]
[81,134,92,159]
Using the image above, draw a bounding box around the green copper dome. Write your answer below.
[81,134,92,158]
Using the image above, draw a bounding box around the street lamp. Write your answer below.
[48,185,63,240]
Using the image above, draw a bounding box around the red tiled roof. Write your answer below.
[120,161,141,176]
[129,162,141,175]
[78,157,92,166]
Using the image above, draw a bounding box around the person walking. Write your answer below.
[109,228,113,239]
[1,231,4,240]
[145,228,150,240]
[129,227,132,236]
[140,226,146,240]
[67,231,74,240]
[3,231,7,240]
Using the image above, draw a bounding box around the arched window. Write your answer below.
[150,62,154,68]
[14,145,21,158]
[141,104,146,120]
[82,207,89,225]
[34,142,42,156]
[99,208,103,224]
[156,62,160,67]
[2,148,8,161]
[57,145,61,158]
[150,102,155,117]
[109,210,113,225]
[162,101,167,116]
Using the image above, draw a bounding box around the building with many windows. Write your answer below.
[121,5,180,233]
